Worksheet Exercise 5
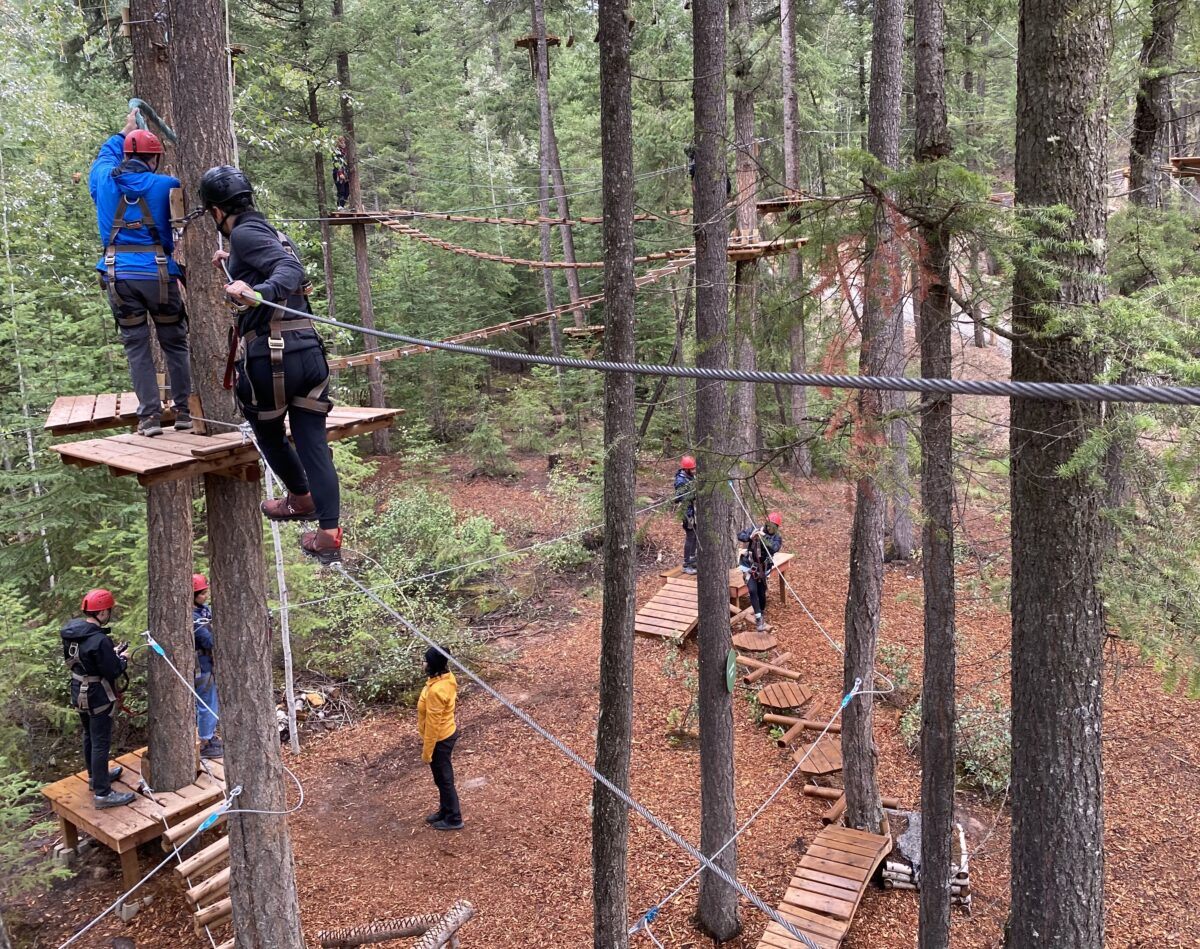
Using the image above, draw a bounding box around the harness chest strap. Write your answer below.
[104,194,170,312]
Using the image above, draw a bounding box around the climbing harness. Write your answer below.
[102,188,171,313]
[63,643,118,714]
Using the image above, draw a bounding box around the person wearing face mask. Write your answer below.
[417,645,462,831]
[737,511,784,632]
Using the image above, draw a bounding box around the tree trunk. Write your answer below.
[167,5,305,947]
[693,0,740,939]
[307,81,338,323]
[843,0,903,835]
[1128,0,1181,210]
[728,0,758,462]
[1008,0,1110,946]
[334,0,389,454]
[591,5,636,944]
[781,0,812,476]
[531,0,583,316]
[914,0,956,944]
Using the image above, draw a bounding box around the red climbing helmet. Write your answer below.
[123,129,164,157]
[193,573,209,594]
[767,512,783,527]
[81,588,116,613]
[680,455,697,471]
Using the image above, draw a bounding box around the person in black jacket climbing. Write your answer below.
[199,165,343,564]
[61,589,134,808]
[738,512,783,632]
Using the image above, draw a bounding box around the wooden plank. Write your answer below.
[174,834,230,879]
[66,395,98,426]
[814,831,884,858]
[819,826,891,849]
[94,392,119,422]
[633,618,691,634]
[109,433,222,459]
[758,682,813,710]
[782,885,857,921]
[790,869,862,896]
[44,396,79,430]
[638,604,697,622]
[634,624,686,639]
[799,855,872,882]
[118,392,139,417]
[771,904,850,941]
[806,844,877,871]
[760,922,841,949]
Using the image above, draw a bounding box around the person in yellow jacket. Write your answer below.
[417,645,462,831]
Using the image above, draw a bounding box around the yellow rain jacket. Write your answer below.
[417,671,458,763]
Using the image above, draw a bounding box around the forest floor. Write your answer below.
[21,338,1200,948]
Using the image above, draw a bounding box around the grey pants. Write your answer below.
[107,277,192,419]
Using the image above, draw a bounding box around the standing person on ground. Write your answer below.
[674,454,698,574]
[738,512,783,631]
[89,108,192,437]
[192,574,222,759]
[200,165,344,564]
[418,646,462,831]
[61,589,134,808]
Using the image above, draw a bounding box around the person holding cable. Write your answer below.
[199,164,344,564]
[738,512,784,632]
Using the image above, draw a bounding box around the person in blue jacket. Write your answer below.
[89,108,192,437]
[192,573,222,759]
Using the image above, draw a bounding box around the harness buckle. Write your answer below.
[268,336,286,351]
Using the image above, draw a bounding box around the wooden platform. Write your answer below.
[794,736,843,777]
[41,747,226,892]
[727,237,807,262]
[45,392,202,436]
[756,826,892,949]
[756,681,813,711]
[1169,155,1200,179]
[732,630,778,652]
[50,406,402,486]
[635,575,702,639]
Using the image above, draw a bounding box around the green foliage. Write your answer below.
[534,460,602,572]
[662,646,699,741]
[0,762,69,898]
[900,693,1011,796]
[465,413,518,478]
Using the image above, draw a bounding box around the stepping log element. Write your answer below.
[795,736,843,777]
[732,630,778,652]
[756,681,814,711]
[737,653,800,684]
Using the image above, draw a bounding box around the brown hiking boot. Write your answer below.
[300,527,342,565]
[261,492,316,522]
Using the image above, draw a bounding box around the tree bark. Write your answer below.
[1128,0,1181,210]
[167,4,305,947]
[531,0,568,358]
[1008,0,1110,946]
[728,0,758,461]
[693,0,740,939]
[780,0,812,477]
[531,0,583,316]
[913,0,956,944]
[843,0,903,835]
[307,81,338,323]
[334,0,389,454]
[591,6,636,944]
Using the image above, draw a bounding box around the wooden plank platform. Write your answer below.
[1169,155,1200,179]
[732,630,778,652]
[756,827,892,949]
[635,575,701,640]
[50,406,402,486]
[727,237,808,262]
[729,551,795,604]
[795,736,843,777]
[757,681,813,711]
[41,747,225,892]
[44,392,201,436]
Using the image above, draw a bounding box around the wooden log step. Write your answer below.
[195,895,233,928]
[164,800,226,850]
[820,795,847,825]
[174,834,230,879]
[186,866,230,907]
[732,630,778,651]
[756,681,813,711]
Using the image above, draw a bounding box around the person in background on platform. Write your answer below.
[418,646,463,831]
[89,108,192,437]
[61,589,134,809]
[674,454,698,574]
[200,164,344,564]
[333,137,350,210]
[192,574,222,759]
[738,512,783,632]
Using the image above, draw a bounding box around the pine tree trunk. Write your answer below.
[693,0,740,938]
[167,5,305,947]
[728,0,758,461]
[591,6,636,943]
[1009,0,1110,946]
[780,0,812,477]
[1129,1,1181,210]
[307,81,338,323]
[334,0,389,454]
[914,0,955,943]
[843,0,903,835]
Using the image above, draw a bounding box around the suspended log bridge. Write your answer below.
[317,899,476,948]
[756,826,893,949]
[360,208,692,228]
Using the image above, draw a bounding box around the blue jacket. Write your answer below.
[193,604,214,676]
[674,469,696,523]
[90,135,182,278]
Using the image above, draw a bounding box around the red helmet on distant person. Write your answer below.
[680,455,697,471]
[123,129,164,156]
[193,574,209,594]
[767,512,783,527]
[81,588,116,613]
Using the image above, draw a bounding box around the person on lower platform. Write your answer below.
[192,573,223,759]
[674,454,698,574]
[738,512,783,632]
[61,589,134,809]
[418,646,462,832]
[200,165,343,564]
[90,108,192,437]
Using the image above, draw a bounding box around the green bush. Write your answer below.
[465,414,517,477]
[900,692,1011,795]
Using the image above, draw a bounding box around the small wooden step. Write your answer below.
[195,895,233,929]
[173,833,229,878]
[164,800,226,850]
[186,866,230,907]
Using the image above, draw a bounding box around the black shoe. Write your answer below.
[89,766,124,791]
[173,410,194,432]
[425,811,444,825]
[431,818,464,831]
[138,416,163,437]
[94,790,135,809]
[200,738,224,759]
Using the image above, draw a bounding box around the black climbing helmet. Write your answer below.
[198,165,253,210]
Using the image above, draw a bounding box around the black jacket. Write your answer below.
[738,524,783,577]
[61,618,126,713]
[228,211,319,359]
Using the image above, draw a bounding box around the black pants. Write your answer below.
[748,573,769,616]
[335,179,350,209]
[430,731,461,823]
[682,525,697,566]
[236,346,341,529]
[79,709,114,795]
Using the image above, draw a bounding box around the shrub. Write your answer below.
[465,414,517,477]
[900,692,1011,796]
